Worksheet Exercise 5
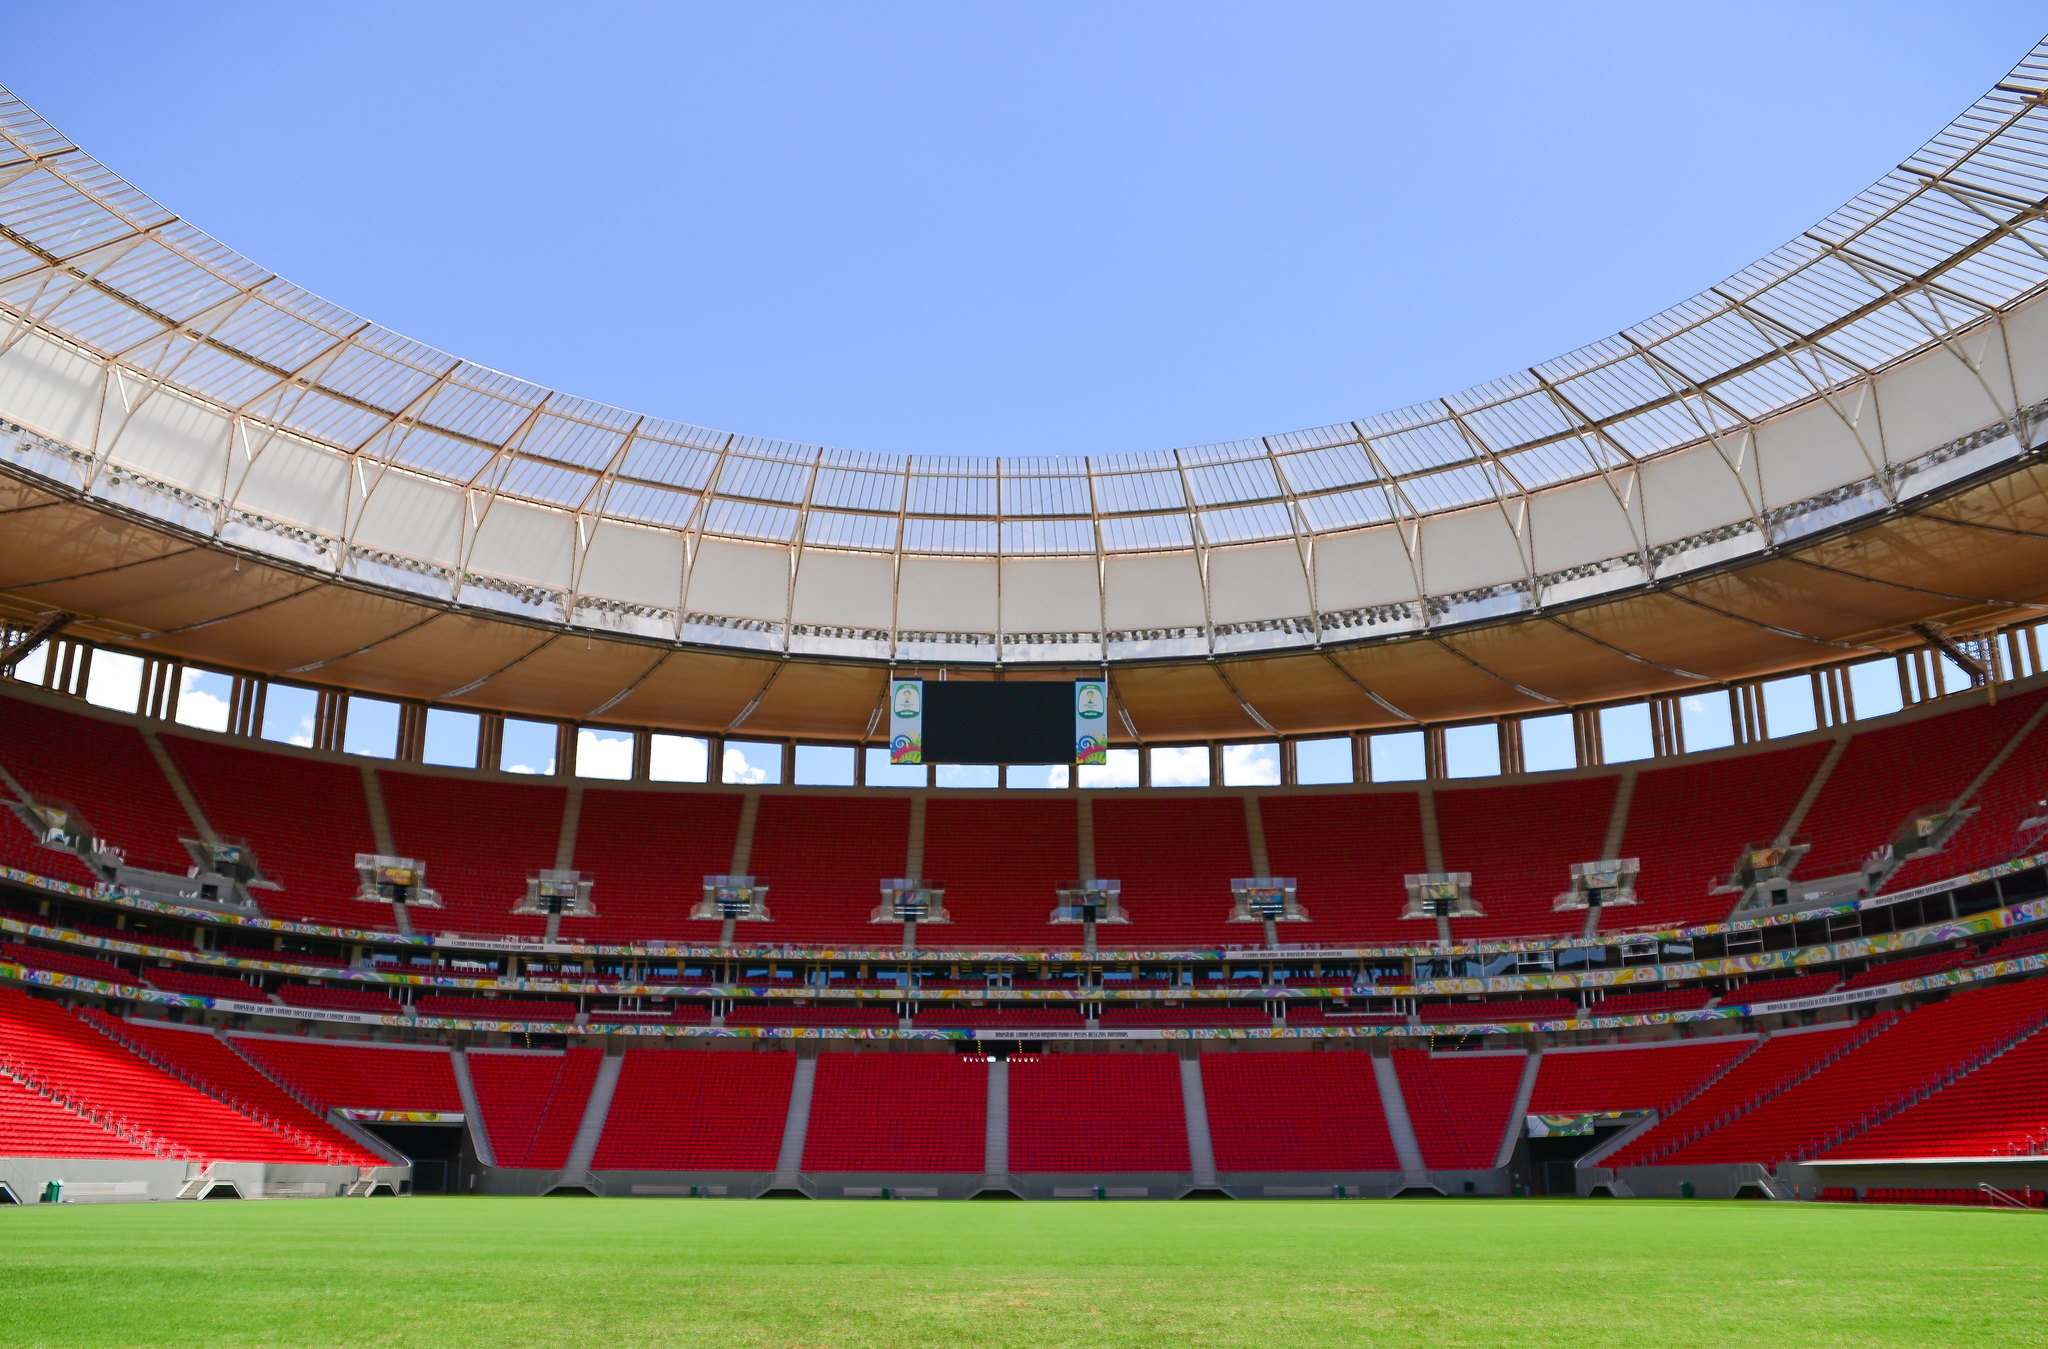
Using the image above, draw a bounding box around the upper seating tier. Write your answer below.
[164,735,379,929]
[0,700,193,873]
[0,683,2041,952]
[379,771,563,939]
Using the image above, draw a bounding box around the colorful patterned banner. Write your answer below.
[888,678,923,764]
[1074,679,1108,766]
[4,950,2044,1039]
[2,848,2042,966]
[3,894,2044,1003]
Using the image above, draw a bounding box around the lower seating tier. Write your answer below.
[1007,1053,1188,1173]
[0,990,332,1164]
[468,1048,603,1169]
[802,1052,988,1173]
[1201,1050,1399,1172]
[591,1048,794,1171]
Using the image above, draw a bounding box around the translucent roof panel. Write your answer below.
[2,41,2047,664]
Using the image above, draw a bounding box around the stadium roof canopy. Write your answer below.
[3,45,2048,742]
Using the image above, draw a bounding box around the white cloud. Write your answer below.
[721,744,769,784]
[174,670,231,733]
[1222,742,1280,787]
[933,763,998,789]
[575,729,634,781]
[176,688,231,733]
[1148,745,1210,787]
[83,651,145,714]
[1075,748,1139,788]
[289,714,314,749]
[649,734,710,783]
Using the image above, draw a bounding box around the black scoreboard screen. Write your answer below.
[919,681,1076,765]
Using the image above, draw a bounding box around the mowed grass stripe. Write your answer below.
[0,1197,2042,1348]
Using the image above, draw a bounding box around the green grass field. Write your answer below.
[1,1197,2042,1348]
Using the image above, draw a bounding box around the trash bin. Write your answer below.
[1679,1181,1695,1199]
[41,1179,61,1204]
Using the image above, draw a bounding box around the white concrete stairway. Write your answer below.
[983,1056,1009,1187]
[1775,738,1849,849]
[357,766,408,934]
[1179,1054,1219,1187]
[141,728,217,847]
[1371,1053,1429,1185]
[449,1049,494,1167]
[1496,1049,1542,1169]
[562,1051,623,1173]
[769,1054,817,1191]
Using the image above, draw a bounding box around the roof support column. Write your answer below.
[395,702,427,764]
[1423,726,1447,781]
[477,714,505,773]
[2009,626,2041,680]
[1647,696,1682,760]
[1816,667,1852,729]
[1571,709,1602,768]
[1732,683,1765,745]
[140,657,178,721]
[50,638,87,699]
[228,676,263,738]
[312,688,349,754]
[1499,719,1525,777]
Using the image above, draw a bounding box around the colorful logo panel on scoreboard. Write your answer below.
[1075,678,1107,765]
[889,678,924,763]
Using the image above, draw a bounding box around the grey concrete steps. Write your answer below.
[563,1051,623,1173]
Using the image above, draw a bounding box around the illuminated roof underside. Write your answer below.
[2,44,2048,686]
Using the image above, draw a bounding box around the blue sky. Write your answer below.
[2,8,2035,776]
[9,5,2044,462]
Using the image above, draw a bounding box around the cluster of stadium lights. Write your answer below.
[96,466,212,520]
[1213,615,1319,637]
[342,543,446,579]
[1645,519,1759,566]
[457,573,561,608]
[1538,554,1642,588]
[896,630,998,646]
[791,623,890,643]
[1104,626,1205,644]
[576,597,673,622]
[687,612,781,635]
[1762,479,1884,532]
